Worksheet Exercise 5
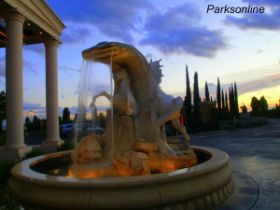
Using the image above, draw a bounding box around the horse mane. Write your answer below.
[149,59,163,85]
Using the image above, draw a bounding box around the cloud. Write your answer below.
[237,74,280,95]
[207,82,218,96]
[222,64,280,95]
[61,92,77,99]
[23,102,43,110]
[242,0,280,6]
[46,0,153,43]
[24,105,47,119]
[24,25,91,53]
[200,65,280,99]
[24,60,38,75]
[0,56,38,76]
[24,44,44,55]
[145,53,154,60]
[224,1,280,30]
[59,65,80,72]
[207,82,216,88]
[61,24,92,44]
[255,49,264,54]
[139,3,227,57]
[225,12,280,30]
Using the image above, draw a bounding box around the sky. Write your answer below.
[0,0,279,118]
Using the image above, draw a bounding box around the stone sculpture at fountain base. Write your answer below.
[69,46,198,178]
[69,111,197,178]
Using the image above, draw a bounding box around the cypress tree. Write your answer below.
[62,107,71,123]
[186,66,192,116]
[193,72,201,118]
[234,82,239,118]
[216,78,221,116]
[229,85,235,117]
[221,89,225,110]
[205,81,210,101]
[225,92,229,112]
[183,65,192,126]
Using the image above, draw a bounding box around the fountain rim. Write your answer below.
[11,146,229,188]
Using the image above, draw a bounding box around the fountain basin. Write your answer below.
[9,146,233,210]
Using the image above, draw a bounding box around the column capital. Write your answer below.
[5,12,25,23]
[44,38,61,47]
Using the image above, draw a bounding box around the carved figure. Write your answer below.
[149,59,190,147]
[71,42,197,178]
[91,68,137,116]
[72,134,103,164]
[112,68,138,116]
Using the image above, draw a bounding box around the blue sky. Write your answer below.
[0,0,279,117]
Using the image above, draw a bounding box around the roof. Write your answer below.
[0,0,65,47]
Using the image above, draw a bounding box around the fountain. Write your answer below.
[9,42,233,209]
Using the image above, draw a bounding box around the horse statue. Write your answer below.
[91,59,190,149]
[149,59,190,148]
[72,42,197,177]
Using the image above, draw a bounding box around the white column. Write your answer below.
[5,13,26,149]
[42,39,62,148]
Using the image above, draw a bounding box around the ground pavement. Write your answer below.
[191,119,280,210]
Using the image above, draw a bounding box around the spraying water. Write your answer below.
[73,58,115,172]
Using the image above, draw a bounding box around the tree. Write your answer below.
[225,92,229,112]
[259,96,268,114]
[216,78,221,116]
[229,85,235,117]
[96,112,106,128]
[193,72,201,118]
[205,81,210,101]
[62,107,71,123]
[240,105,247,114]
[181,66,192,130]
[183,65,192,127]
[221,89,225,110]
[251,97,259,113]
[220,88,231,120]
[31,115,41,130]
[59,116,62,124]
[25,117,31,130]
[0,91,6,132]
[234,82,239,118]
